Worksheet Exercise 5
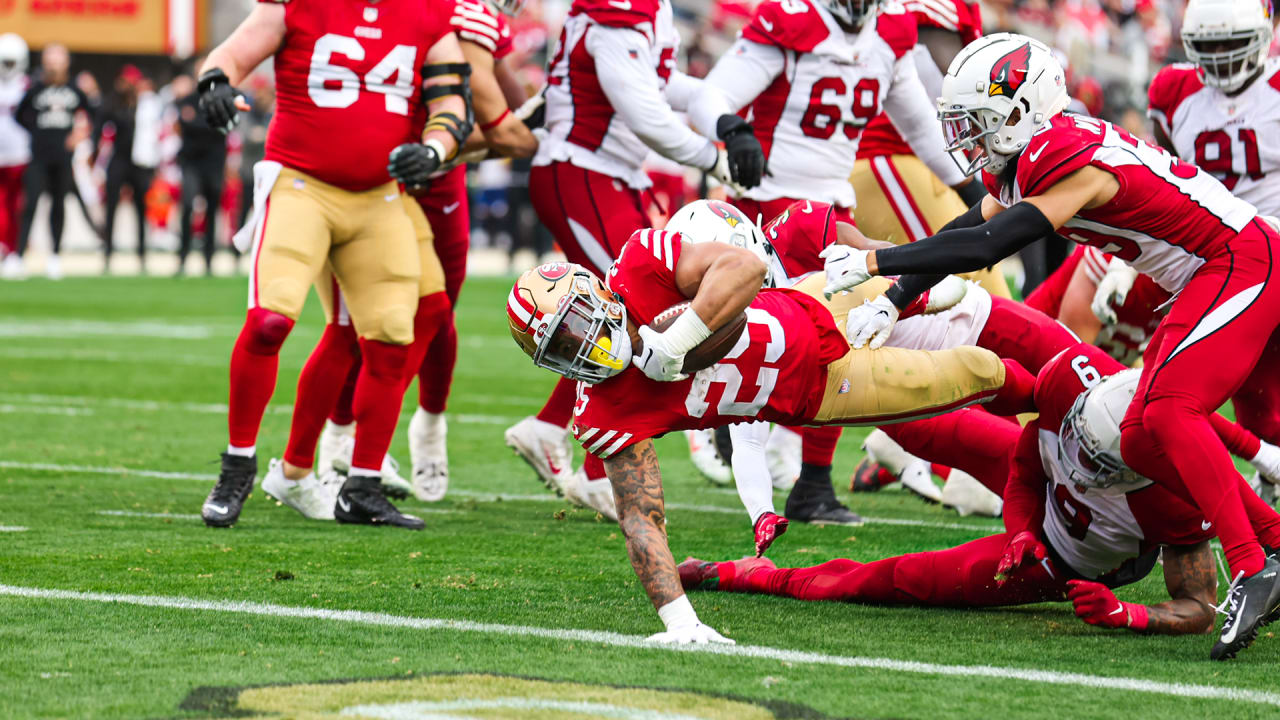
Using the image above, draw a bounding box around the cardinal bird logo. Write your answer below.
[988,42,1032,97]
[707,199,744,228]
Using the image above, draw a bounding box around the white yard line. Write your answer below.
[0,319,219,339]
[0,583,1276,708]
[0,526,27,532]
[96,510,203,520]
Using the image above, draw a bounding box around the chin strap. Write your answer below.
[421,62,475,160]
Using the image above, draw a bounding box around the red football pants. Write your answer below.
[416,167,470,414]
[529,162,649,476]
[719,533,1067,606]
[0,164,24,256]
[1121,220,1280,578]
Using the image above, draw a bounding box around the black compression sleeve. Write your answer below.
[940,199,986,232]
[875,201,1054,277]
[882,200,991,309]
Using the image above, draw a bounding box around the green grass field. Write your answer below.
[2,274,1278,719]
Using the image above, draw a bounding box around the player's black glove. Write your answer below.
[197,68,243,135]
[956,178,987,208]
[387,143,443,191]
[716,114,766,189]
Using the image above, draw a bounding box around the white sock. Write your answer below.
[226,444,256,457]
[327,421,355,436]
[350,466,381,479]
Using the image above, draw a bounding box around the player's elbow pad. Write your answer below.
[876,202,1054,276]
[421,62,475,159]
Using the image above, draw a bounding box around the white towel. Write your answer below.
[232,161,283,253]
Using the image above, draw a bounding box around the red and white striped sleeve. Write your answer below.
[451,0,513,59]
[1081,246,1111,285]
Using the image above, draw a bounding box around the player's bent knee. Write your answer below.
[258,276,310,320]
[360,339,411,380]
[243,308,295,355]
[365,306,415,345]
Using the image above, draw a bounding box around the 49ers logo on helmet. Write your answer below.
[988,42,1032,97]
[537,262,571,282]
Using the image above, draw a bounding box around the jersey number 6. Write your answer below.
[308,34,419,116]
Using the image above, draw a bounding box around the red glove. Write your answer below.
[994,531,1046,585]
[753,512,789,557]
[1067,579,1149,631]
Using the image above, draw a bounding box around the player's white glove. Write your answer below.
[1250,441,1280,485]
[647,596,735,645]
[1090,258,1139,325]
[819,245,873,299]
[635,325,688,382]
[514,88,546,130]
[846,296,899,350]
[706,147,747,197]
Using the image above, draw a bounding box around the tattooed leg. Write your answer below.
[605,440,685,611]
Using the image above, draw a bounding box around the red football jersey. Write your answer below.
[263,0,454,191]
[572,229,847,459]
[1017,345,1214,584]
[451,0,513,59]
[761,200,840,286]
[982,113,1263,294]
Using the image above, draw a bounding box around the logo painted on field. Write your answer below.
[178,672,855,719]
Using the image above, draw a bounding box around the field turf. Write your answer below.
[1,274,1277,719]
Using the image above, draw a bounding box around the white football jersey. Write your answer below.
[0,75,30,168]
[701,0,921,207]
[535,0,684,189]
[1149,60,1280,217]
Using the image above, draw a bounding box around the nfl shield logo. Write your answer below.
[838,379,851,395]
[363,7,378,22]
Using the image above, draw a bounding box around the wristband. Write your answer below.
[1251,442,1279,471]
[480,108,511,132]
[1125,602,1149,631]
[662,309,712,356]
[424,138,448,164]
[657,595,698,630]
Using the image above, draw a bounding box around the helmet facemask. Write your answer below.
[822,0,878,28]
[489,0,527,17]
[1184,29,1272,93]
[523,271,631,384]
[1057,391,1140,489]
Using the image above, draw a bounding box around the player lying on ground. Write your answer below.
[506,225,1041,642]
[819,32,1280,659]
[682,345,1280,642]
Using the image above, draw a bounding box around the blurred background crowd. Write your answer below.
[0,0,1249,281]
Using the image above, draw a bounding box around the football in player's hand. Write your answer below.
[640,303,747,373]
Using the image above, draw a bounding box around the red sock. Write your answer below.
[329,363,359,426]
[932,464,952,480]
[1211,413,1262,460]
[882,408,1020,495]
[228,308,294,448]
[402,292,451,394]
[583,453,606,481]
[982,359,1037,417]
[536,377,577,428]
[284,323,359,468]
[350,339,411,471]
[1239,474,1280,549]
[720,558,866,601]
[418,312,457,414]
[801,426,842,467]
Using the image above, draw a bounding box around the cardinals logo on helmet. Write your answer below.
[706,199,746,228]
[988,42,1032,97]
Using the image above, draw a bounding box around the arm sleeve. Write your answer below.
[876,201,1053,276]
[882,55,965,187]
[1211,413,1262,460]
[729,421,776,524]
[663,70,701,113]
[585,26,717,169]
[1003,424,1049,537]
[882,199,1007,309]
[686,38,785,139]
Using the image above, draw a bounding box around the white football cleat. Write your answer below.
[563,469,618,522]
[261,458,337,520]
[408,408,449,502]
[317,421,355,475]
[2,253,25,280]
[503,415,575,495]
[686,429,732,486]
[45,253,62,281]
[765,425,801,490]
[862,429,942,503]
[1250,472,1278,506]
[941,469,1003,517]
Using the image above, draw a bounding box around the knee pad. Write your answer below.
[367,305,414,345]
[243,308,294,355]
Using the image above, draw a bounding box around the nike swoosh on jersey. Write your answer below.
[608,0,631,9]
[443,201,461,214]
[759,17,775,31]
[1027,142,1049,163]
[1202,520,1213,531]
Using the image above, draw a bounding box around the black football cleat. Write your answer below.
[1211,556,1280,660]
[787,464,865,526]
[334,474,425,530]
[202,453,257,528]
[850,457,895,493]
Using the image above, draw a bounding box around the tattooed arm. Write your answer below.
[605,439,733,643]
[1148,542,1217,635]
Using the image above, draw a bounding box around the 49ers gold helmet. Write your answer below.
[507,262,633,384]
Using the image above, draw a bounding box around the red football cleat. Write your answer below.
[850,457,896,493]
[753,512,789,557]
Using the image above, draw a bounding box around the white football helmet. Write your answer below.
[0,34,28,81]
[665,199,776,287]
[1058,369,1144,489]
[507,262,632,384]
[938,33,1069,176]
[822,0,879,28]
[1182,0,1274,94]
[489,0,526,17]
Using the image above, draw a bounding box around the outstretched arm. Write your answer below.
[605,440,734,642]
[1067,542,1216,635]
